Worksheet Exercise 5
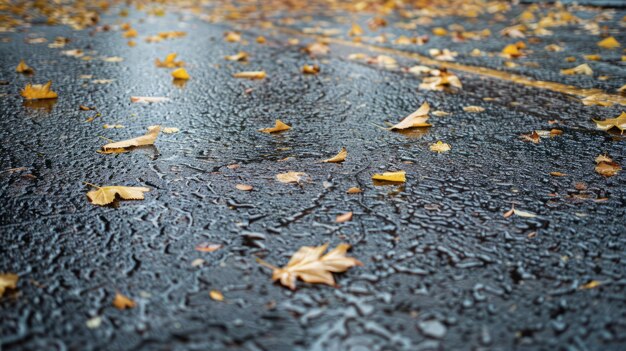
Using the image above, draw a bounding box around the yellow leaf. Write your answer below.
[233,71,266,79]
[321,147,347,163]
[155,53,184,68]
[263,243,362,290]
[162,127,179,134]
[276,171,309,184]
[210,290,224,301]
[561,63,593,76]
[432,27,448,36]
[463,106,485,113]
[372,171,406,183]
[102,125,161,150]
[86,185,150,206]
[123,28,137,38]
[224,31,241,42]
[336,212,353,223]
[419,70,462,91]
[501,44,522,58]
[597,36,620,49]
[0,273,18,297]
[593,112,626,132]
[302,64,320,74]
[16,60,34,74]
[429,141,451,153]
[172,68,190,80]
[259,119,290,133]
[21,81,58,100]
[390,102,431,130]
[112,292,136,309]
[579,280,601,290]
[348,23,364,36]
[224,52,248,61]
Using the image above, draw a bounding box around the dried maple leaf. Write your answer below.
[259,243,362,290]
[430,141,451,153]
[276,171,309,184]
[561,63,593,76]
[322,147,347,163]
[302,64,320,74]
[155,53,184,68]
[233,71,266,79]
[259,119,290,133]
[225,52,248,61]
[0,273,18,297]
[336,212,353,223]
[102,125,161,150]
[112,292,135,309]
[86,185,150,205]
[597,36,620,49]
[172,68,190,80]
[593,112,626,132]
[372,171,406,182]
[390,102,431,130]
[16,60,34,74]
[130,96,169,103]
[21,81,58,100]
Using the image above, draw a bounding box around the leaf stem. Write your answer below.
[83,181,100,188]
[255,257,277,270]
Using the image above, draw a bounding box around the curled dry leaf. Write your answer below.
[597,36,620,49]
[195,243,223,252]
[561,63,593,76]
[430,141,451,153]
[321,147,347,163]
[130,96,169,103]
[593,112,626,132]
[210,290,224,301]
[172,68,190,80]
[155,53,184,68]
[276,171,309,184]
[503,205,537,218]
[390,102,431,130]
[346,187,362,194]
[236,184,253,191]
[419,70,462,91]
[372,171,406,183]
[463,106,485,113]
[112,292,136,309]
[259,119,290,133]
[21,81,58,100]
[233,71,266,79]
[335,212,353,223]
[259,243,362,290]
[87,185,150,206]
[0,273,19,297]
[162,127,179,134]
[595,154,620,177]
[225,52,248,61]
[302,64,320,74]
[102,125,161,150]
[16,60,34,74]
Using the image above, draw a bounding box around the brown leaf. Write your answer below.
[259,120,290,133]
[102,125,161,150]
[112,292,136,309]
[346,187,362,194]
[0,273,18,297]
[262,243,362,290]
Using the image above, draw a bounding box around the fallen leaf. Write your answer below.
[561,63,593,76]
[86,185,150,205]
[195,243,223,252]
[348,23,364,36]
[463,106,485,113]
[419,70,462,91]
[276,171,309,184]
[130,96,169,103]
[503,205,537,218]
[302,64,320,74]
[595,154,620,177]
[390,102,431,130]
[305,42,330,56]
[260,243,362,290]
[0,273,18,297]
[210,290,224,301]
[321,147,347,163]
[172,68,190,80]
[155,53,184,68]
[335,212,353,223]
[430,141,451,153]
[579,280,601,289]
[225,52,248,61]
[346,187,362,194]
[501,44,522,58]
[102,125,161,150]
[224,31,241,42]
[429,48,457,61]
[521,131,540,143]
[112,292,135,309]
[233,71,266,79]
[102,56,123,62]
[372,171,406,183]
[259,119,290,133]
[162,127,179,134]
[597,36,620,49]
[236,184,253,191]
[123,28,137,38]
[550,172,567,177]
[593,112,626,132]
[21,81,58,100]
[16,60,34,74]
[103,124,124,129]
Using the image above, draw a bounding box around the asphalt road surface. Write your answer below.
[1,1,625,350]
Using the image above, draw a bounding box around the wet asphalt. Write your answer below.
[1,2,626,351]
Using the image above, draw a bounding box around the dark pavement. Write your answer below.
[1,1,626,350]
